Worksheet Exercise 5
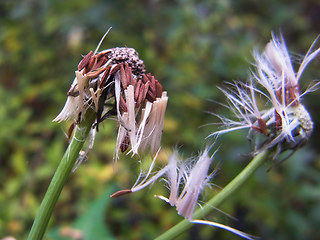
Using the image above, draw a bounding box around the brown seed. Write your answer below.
[142,74,149,84]
[119,95,128,112]
[134,80,142,101]
[120,64,128,89]
[78,51,93,71]
[149,75,156,94]
[155,80,163,98]
[275,110,282,131]
[109,63,122,75]
[86,67,106,79]
[94,55,108,69]
[286,85,299,106]
[136,83,146,108]
[252,118,268,135]
[110,189,132,198]
[85,55,97,73]
[124,63,133,85]
[99,65,111,89]
[142,82,149,101]
[146,88,156,102]
[258,118,268,135]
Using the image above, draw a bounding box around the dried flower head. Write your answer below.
[110,149,255,239]
[156,149,215,220]
[210,33,320,156]
[54,29,168,159]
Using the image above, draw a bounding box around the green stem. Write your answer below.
[28,111,96,240]
[156,150,268,240]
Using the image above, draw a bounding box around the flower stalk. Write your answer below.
[28,110,96,240]
[155,150,268,240]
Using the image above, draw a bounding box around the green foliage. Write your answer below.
[48,187,115,240]
[1,0,320,239]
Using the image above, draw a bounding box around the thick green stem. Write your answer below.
[28,111,96,240]
[156,150,268,240]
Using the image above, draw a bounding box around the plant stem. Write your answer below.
[155,150,268,240]
[28,111,96,240]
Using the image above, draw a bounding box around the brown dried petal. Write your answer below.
[78,51,93,71]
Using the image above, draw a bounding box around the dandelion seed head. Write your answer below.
[54,30,167,161]
[211,33,319,156]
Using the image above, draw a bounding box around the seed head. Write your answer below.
[54,30,168,160]
[210,33,320,155]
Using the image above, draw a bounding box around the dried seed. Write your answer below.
[94,55,108,69]
[142,82,149,100]
[149,75,156,93]
[124,63,133,85]
[78,51,93,71]
[275,110,282,131]
[120,95,128,112]
[110,189,132,198]
[136,83,145,108]
[287,85,300,106]
[85,55,97,73]
[155,80,163,98]
[109,63,122,75]
[146,88,156,102]
[142,74,149,84]
[134,80,142,101]
[86,67,106,79]
[252,118,268,135]
[99,65,111,89]
[120,64,128,89]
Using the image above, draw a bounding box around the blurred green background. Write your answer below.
[1,0,320,239]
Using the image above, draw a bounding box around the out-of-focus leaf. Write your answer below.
[48,187,115,240]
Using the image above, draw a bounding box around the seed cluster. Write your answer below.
[54,46,167,158]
